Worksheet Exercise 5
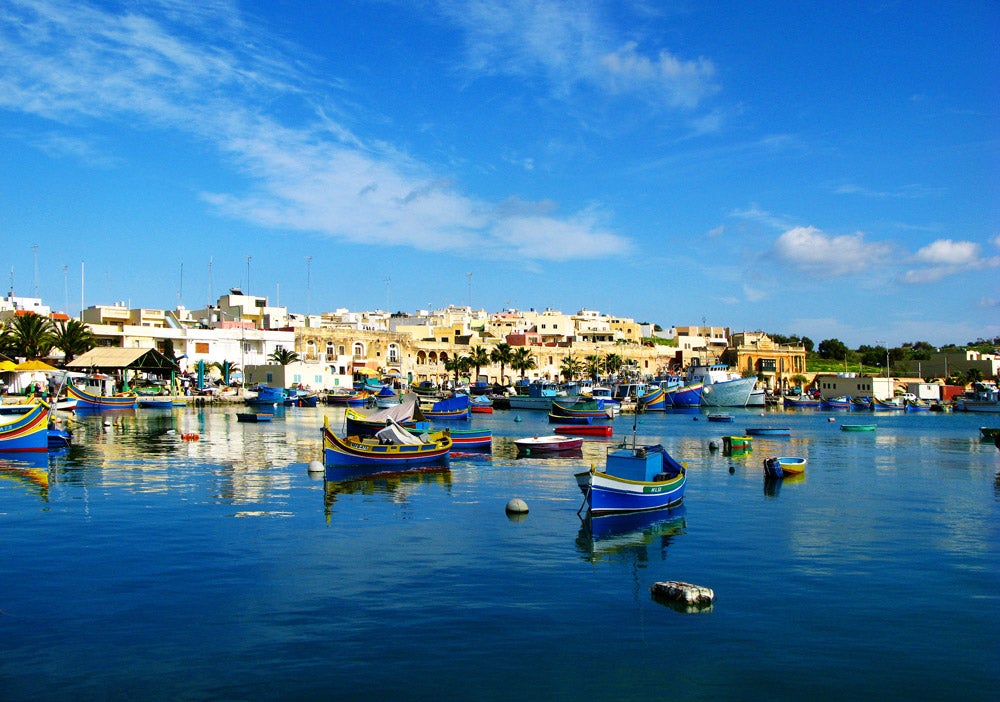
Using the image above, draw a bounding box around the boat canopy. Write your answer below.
[363,394,426,423]
[375,420,424,445]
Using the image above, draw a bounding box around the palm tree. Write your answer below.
[490,342,513,385]
[560,354,583,381]
[444,355,472,386]
[584,354,603,381]
[467,345,490,382]
[210,360,240,385]
[268,346,300,366]
[50,319,96,364]
[510,347,536,379]
[603,352,624,377]
[7,313,54,359]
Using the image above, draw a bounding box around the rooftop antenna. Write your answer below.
[467,271,472,309]
[32,243,38,297]
[246,255,252,295]
[178,262,183,306]
[207,256,213,306]
[385,276,391,311]
[63,264,68,313]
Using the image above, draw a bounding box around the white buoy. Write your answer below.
[505,498,529,514]
[307,460,324,473]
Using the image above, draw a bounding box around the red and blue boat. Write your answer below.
[66,378,138,410]
[323,417,451,476]
[665,383,703,408]
[637,385,669,411]
[446,427,492,450]
[0,402,50,452]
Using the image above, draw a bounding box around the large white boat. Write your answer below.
[686,361,757,407]
[955,383,1000,413]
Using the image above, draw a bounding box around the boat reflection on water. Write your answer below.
[0,454,53,500]
[576,506,687,565]
[323,467,452,520]
[763,471,806,497]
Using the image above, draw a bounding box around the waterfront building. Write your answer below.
[726,332,808,392]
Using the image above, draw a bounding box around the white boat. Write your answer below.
[955,384,1000,413]
[686,361,756,407]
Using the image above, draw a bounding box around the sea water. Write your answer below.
[1,405,997,701]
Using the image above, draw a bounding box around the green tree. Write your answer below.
[6,313,54,359]
[584,354,604,381]
[50,319,96,364]
[490,342,513,385]
[467,345,490,381]
[210,360,240,385]
[444,355,472,386]
[604,353,624,376]
[560,354,583,381]
[509,347,536,379]
[268,346,300,366]
[817,338,848,360]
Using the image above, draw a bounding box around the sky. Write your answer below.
[1,0,998,349]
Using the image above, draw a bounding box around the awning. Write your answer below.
[14,359,58,372]
[0,360,16,372]
[353,367,378,376]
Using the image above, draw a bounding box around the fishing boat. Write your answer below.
[423,394,471,420]
[851,397,873,410]
[686,361,757,407]
[745,426,790,436]
[245,384,285,407]
[905,398,931,412]
[575,442,686,514]
[783,395,821,409]
[554,425,613,437]
[665,382,703,408]
[637,385,669,411]
[470,395,493,413]
[955,384,1000,413]
[322,417,452,473]
[66,378,138,410]
[841,424,876,432]
[722,435,752,453]
[138,398,175,409]
[345,395,429,437]
[707,414,735,422]
[324,389,370,407]
[237,412,273,422]
[514,435,583,455]
[410,380,439,396]
[48,423,72,448]
[820,396,852,410]
[548,412,595,425]
[872,397,905,411]
[0,402,50,452]
[763,456,807,478]
[446,427,492,450]
[550,398,610,419]
[507,380,559,411]
[978,427,1000,441]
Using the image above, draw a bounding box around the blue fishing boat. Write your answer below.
[745,426,790,437]
[575,443,686,514]
[820,396,852,410]
[66,378,138,410]
[637,385,669,411]
[665,383,702,408]
[423,394,471,420]
[246,384,285,407]
[0,402,50,452]
[446,427,492,450]
[345,395,429,437]
[322,417,451,475]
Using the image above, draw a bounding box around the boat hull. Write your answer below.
[554,425,613,437]
[322,426,451,469]
[514,436,583,454]
[446,428,492,450]
[576,468,686,514]
[745,427,790,436]
[67,380,138,410]
[0,402,50,452]
[700,376,756,407]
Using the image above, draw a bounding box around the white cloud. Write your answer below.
[0,0,631,262]
[772,226,891,276]
[437,0,718,109]
[900,238,1000,284]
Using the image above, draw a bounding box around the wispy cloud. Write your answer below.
[833,182,946,199]
[771,226,892,276]
[729,204,796,231]
[436,0,718,109]
[900,238,1000,284]
[0,0,631,261]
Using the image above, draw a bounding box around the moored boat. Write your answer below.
[554,425,613,437]
[745,426,790,436]
[665,382,703,408]
[841,424,877,432]
[763,456,807,478]
[66,378,138,410]
[514,435,583,455]
[0,402,50,452]
[575,442,686,514]
[423,394,471,420]
[955,383,1000,413]
[445,427,492,450]
[237,412,273,422]
[344,395,429,437]
[783,394,821,409]
[322,417,452,474]
[707,414,734,422]
[687,361,756,407]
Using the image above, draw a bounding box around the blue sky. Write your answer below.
[1,0,997,348]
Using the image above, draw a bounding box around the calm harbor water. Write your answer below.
[2,403,998,701]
